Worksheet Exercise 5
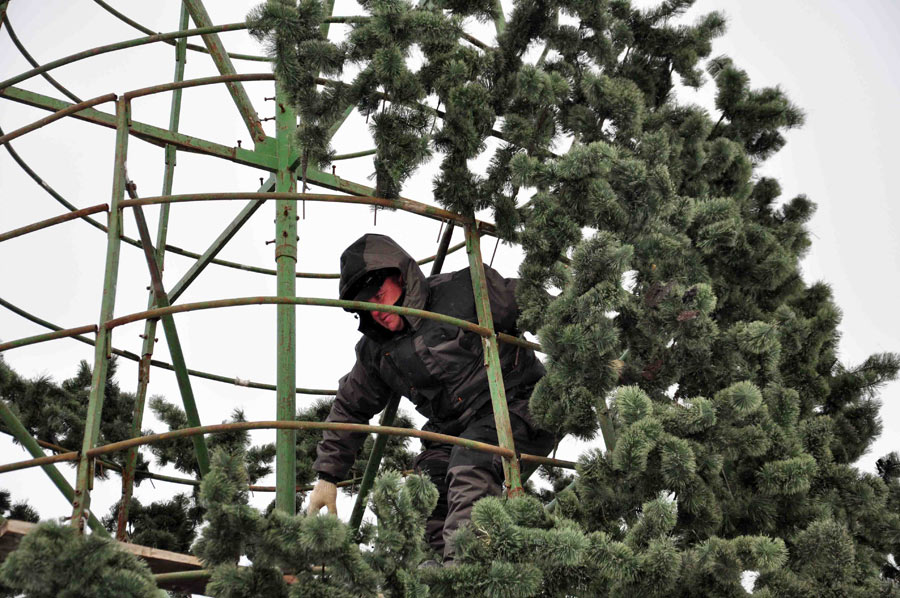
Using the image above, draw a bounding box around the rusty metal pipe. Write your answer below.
[119,192,495,234]
[0,23,250,91]
[0,93,117,145]
[0,325,98,352]
[0,204,108,242]
[0,296,337,394]
[0,451,79,474]
[0,421,576,475]
[124,73,274,100]
[85,421,578,468]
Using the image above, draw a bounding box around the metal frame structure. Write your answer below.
[0,0,587,566]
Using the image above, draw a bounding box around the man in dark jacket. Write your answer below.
[308,233,554,561]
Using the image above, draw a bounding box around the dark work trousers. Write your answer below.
[412,401,556,560]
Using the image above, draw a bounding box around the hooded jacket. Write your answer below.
[313,234,545,482]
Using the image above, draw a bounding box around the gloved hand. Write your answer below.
[307,479,337,515]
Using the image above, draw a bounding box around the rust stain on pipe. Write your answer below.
[0,93,117,145]
[0,204,108,242]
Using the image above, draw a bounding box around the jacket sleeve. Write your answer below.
[483,266,520,334]
[313,344,397,482]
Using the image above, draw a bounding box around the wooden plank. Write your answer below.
[0,519,208,594]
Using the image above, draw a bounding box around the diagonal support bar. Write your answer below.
[348,394,401,532]
[182,0,265,142]
[464,224,523,496]
[131,203,210,477]
[169,176,273,303]
[0,401,108,536]
[117,3,191,540]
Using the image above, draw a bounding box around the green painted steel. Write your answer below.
[464,224,524,496]
[118,4,192,540]
[181,0,265,142]
[0,402,108,536]
[70,98,129,533]
[348,394,401,532]
[274,81,299,515]
[492,0,506,35]
[0,87,278,171]
[132,205,211,477]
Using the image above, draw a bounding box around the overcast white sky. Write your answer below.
[0,0,897,536]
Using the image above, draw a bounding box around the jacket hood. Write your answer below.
[339,234,429,338]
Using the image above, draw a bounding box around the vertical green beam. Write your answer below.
[71,97,128,532]
[464,224,523,496]
[181,0,265,142]
[274,81,298,514]
[117,1,190,540]
[0,2,9,29]
[493,0,506,36]
[0,402,108,535]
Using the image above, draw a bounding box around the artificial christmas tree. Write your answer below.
[245,0,899,595]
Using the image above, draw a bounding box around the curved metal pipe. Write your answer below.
[119,191,492,232]
[0,420,576,475]
[2,15,82,102]
[90,0,271,63]
[0,22,249,91]
[0,203,108,242]
[0,295,337,395]
[85,421,576,468]
[0,129,466,278]
[0,93,117,145]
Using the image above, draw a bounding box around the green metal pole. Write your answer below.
[348,394,401,531]
[131,205,211,478]
[274,80,298,514]
[464,224,523,496]
[0,402,108,535]
[117,1,190,540]
[181,0,265,142]
[492,0,506,35]
[0,2,9,29]
[70,97,129,532]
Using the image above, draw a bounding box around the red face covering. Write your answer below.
[369,274,405,331]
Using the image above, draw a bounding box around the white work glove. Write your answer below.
[307,479,338,516]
